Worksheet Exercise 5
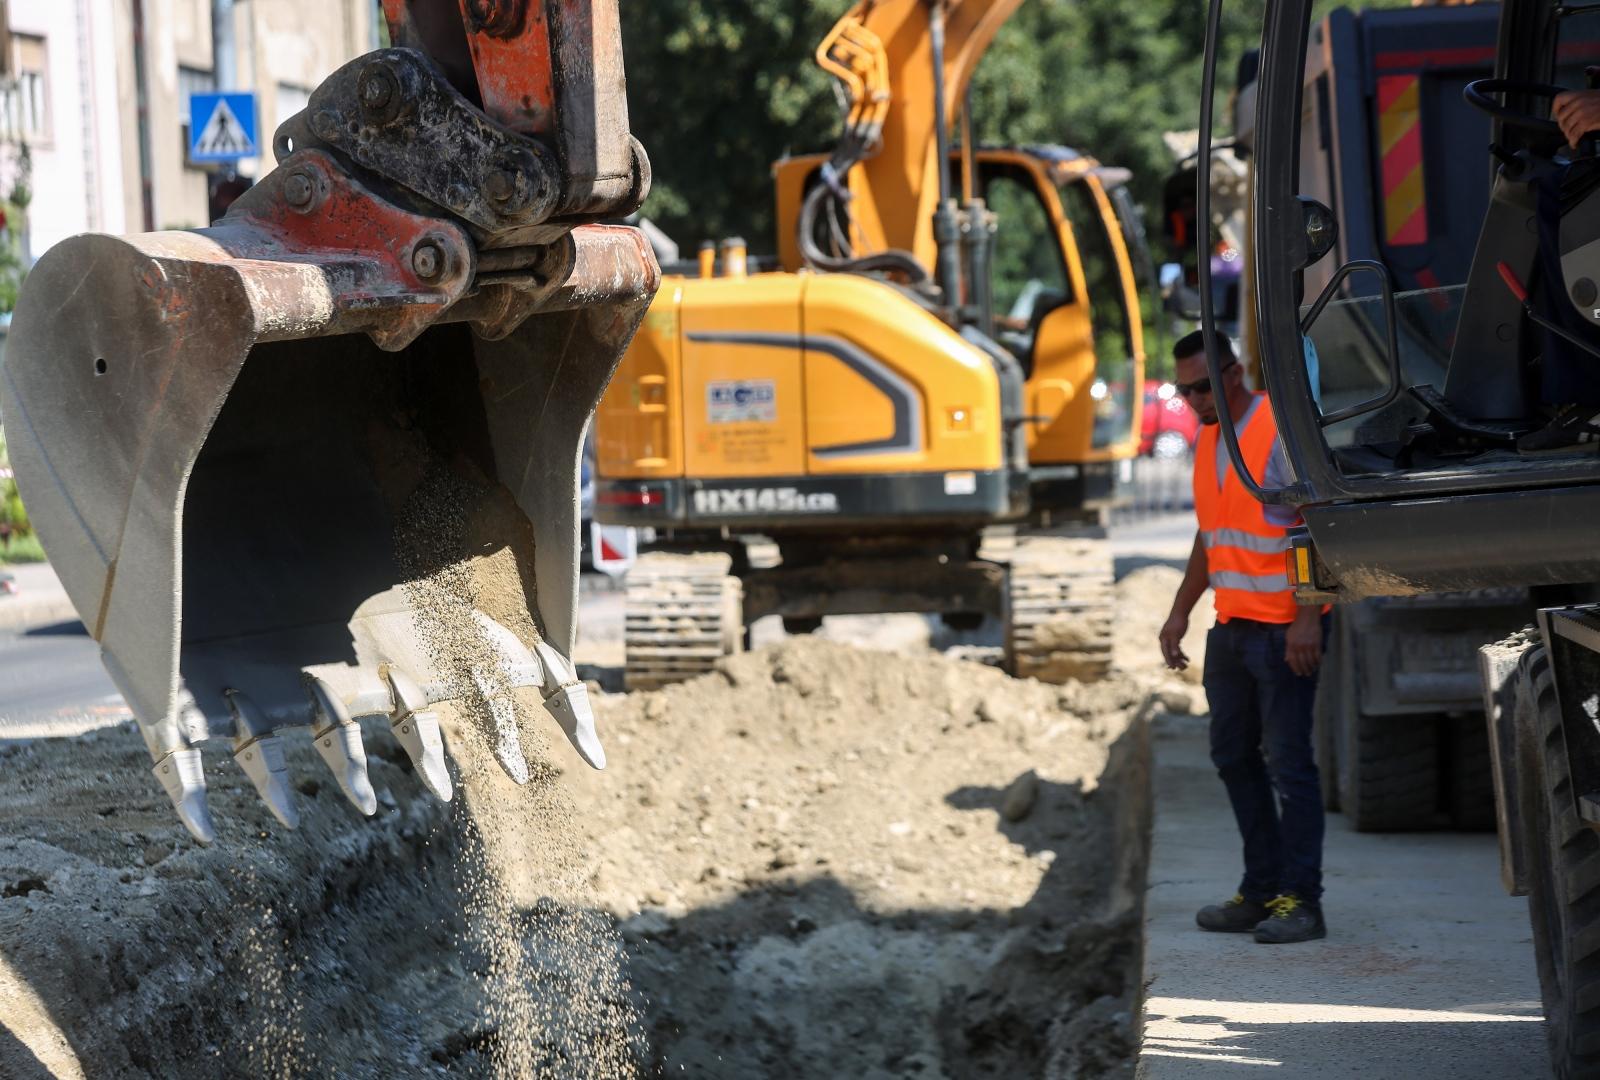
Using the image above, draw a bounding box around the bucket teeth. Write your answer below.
[471,666,530,785]
[385,668,454,802]
[233,734,300,829]
[532,640,607,770]
[308,678,379,816]
[153,748,216,844]
[543,682,606,770]
[225,690,299,829]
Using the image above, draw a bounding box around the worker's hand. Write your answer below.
[1554,90,1600,149]
[1284,610,1323,678]
[1159,611,1190,671]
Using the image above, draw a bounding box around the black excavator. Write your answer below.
[1204,0,1600,1074]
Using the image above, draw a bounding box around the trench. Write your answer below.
[0,589,1172,1078]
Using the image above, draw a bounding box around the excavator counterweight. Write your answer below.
[0,0,658,842]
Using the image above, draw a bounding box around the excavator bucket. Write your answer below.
[0,0,658,842]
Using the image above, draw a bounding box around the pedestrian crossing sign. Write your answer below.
[189,92,258,163]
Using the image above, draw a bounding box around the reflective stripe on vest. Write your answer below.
[1210,569,1290,593]
[1193,395,1299,624]
[1200,528,1290,555]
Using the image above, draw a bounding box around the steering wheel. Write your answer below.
[1463,79,1567,137]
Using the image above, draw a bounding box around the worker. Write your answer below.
[1158,330,1328,945]
[1516,89,1600,451]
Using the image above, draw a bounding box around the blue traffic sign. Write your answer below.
[189,92,258,163]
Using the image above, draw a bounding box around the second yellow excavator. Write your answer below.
[594,0,1150,688]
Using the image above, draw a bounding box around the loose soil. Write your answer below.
[0,568,1203,1078]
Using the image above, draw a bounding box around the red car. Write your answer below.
[1140,378,1200,458]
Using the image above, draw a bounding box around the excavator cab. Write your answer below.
[1202,0,1600,603]
[0,0,658,841]
[1209,5,1600,1070]
[763,140,1148,513]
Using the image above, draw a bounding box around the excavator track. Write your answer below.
[624,552,744,691]
[1002,535,1116,684]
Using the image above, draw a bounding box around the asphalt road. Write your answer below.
[0,620,124,739]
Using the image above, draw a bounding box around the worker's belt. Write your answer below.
[1217,616,1295,632]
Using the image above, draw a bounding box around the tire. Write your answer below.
[1447,713,1497,832]
[1516,644,1600,1078]
[1339,710,1441,830]
[1331,609,1439,829]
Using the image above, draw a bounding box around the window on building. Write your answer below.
[276,83,312,129]
[0,34,50,144]
[179,66,216,168]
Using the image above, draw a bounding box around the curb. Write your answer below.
[0,599,83,633]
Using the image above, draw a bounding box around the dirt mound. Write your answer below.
[564,636,1153,1077]
[1111,566,1212,690]
[2,573,1181,1078]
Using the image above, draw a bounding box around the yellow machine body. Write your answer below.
[600,146,1143,531]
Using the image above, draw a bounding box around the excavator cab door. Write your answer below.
[975,151,1143,463]
[1203,0,1600,603]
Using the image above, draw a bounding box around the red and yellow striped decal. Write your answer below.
[1378,74,1427,246]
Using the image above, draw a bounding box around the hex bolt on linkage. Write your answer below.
[412,240,445,281]
[282,171,315,210]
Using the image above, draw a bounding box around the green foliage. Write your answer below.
[622,1,1409,254]
[0,142,31,315]
[0,531,44,565]
[620,0,853,250]
[0,426,33,563]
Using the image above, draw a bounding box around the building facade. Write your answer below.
[1,0,378,263]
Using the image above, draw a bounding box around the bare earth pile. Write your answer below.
[0,568,1202,1078]
[569,637,1156,1078]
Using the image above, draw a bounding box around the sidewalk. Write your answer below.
[0,561,78,631]
[1139,714,1547,1079]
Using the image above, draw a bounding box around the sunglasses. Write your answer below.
[1175,362,1236,398]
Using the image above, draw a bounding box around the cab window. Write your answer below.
[1060,177,1139,450]
[981,164,1073,362]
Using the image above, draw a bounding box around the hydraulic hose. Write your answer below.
[797,175,932,285]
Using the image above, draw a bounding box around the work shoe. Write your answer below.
[1253,894,1326,944]
[1196,894,1271,933]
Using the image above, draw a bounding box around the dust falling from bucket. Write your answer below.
[395,460,648,1077]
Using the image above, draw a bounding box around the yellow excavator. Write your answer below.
[593,0,1150,688]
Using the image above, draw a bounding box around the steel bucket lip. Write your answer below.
[1,217,656,840]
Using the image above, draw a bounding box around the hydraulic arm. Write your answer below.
[0,0,659,841]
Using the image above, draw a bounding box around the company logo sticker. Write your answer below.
[707,380,776,423]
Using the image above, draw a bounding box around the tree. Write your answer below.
[0,427,31,553]
[620,0,853,251]
[0,141,33,314]
[622,1,1405,254]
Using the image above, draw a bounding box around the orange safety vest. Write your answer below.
[1193,394,1298,624]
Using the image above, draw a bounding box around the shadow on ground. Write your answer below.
[21,621,87,638]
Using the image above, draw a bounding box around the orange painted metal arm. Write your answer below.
[818,0,1025,267]
[382,0,639,216]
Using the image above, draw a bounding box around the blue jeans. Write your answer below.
[1202,617,1326,904]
